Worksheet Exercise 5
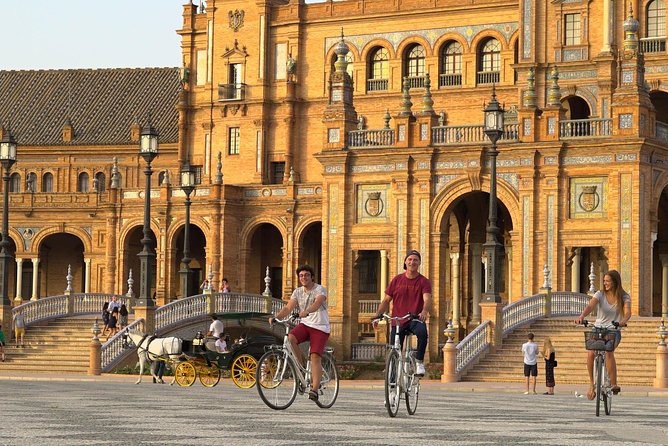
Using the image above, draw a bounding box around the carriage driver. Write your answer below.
[269,265,330,403]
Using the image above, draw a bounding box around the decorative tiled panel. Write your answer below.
[544,156,558,165]
[435,161,466,169]
[569,177,608,219]
[297,186,323,195]
[328,184,338,307]
[420,198,428,273]
[420,123,428,140]
[563,155,613,165]
[498,159,521,167]
[622,70,634,84]
[620,174,632,289]
[498,173,519,192]
[548,117,556,135]
[357,184,390,223]
[563,48,586,61]
[350,164,396,173]
[324,165,343,174]
[523,118,531,136]
[560,70,597,79]
[16,227,40,251]
[398,125,406,142]
[417,161,430,170]
[327,128,340,143]
[546,194,554,279]
[615,153,637,162]
[522,0,532,59]
[522,196,530,296]
[619,113,633,129]
[433,174,462,194]
[397,200,405,272]
[326,22,518,54]
[468,160,480,168]
[521,158,533,166]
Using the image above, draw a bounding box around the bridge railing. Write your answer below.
[155,295,208,333]
[502,293,547,335]
[456,320,490,374]
[351,343,386,361]
[11,293,129,327]
[101,318,144,372]
[550,291,590,316]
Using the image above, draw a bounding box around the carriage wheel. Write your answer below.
[199,363,222,388]
[231,354,258,389]
[175,361,197,387]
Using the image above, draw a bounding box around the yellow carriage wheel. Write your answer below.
[174,361,196,387]
[199,363,221,388]
[231,354,258,389]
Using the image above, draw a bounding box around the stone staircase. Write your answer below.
[0,316,117,374]
[461,317,661,385]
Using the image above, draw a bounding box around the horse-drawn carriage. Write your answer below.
[123,312,276,388]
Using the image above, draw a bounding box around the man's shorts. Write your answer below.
[290,323,329,356]
[15,327,25,338]
[524,363,538,377]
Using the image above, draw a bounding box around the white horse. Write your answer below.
[122,330,183,385]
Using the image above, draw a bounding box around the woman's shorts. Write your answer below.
[15,327,25,337]
[524,363,538,377]
[290,323,330,356]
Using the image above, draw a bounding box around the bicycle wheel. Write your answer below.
[174,361,196,387]
[595,355,604,417]
[315,353,339,409]
[405,354,420,415]
[256,350,297,410]
[199,363,221,387]
[602,364,612,415]
[231,354,257,389]
[384,350,401,418]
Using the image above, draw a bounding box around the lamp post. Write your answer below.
[482,87,504,303]
[0,128,17,306]
[137,117,159,307]
[179,161,196,298]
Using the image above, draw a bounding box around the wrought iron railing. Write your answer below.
[455,320,490,374]
[439,73,462,87]
[559,118,612,138]
[502,293,546,335]
[358,300,380,314]
[477,71,500,85]
[640,37,666,53]
[101,318,144,371]
[351,343,386,361]
[366,78,389,91]
[348,129,394,148]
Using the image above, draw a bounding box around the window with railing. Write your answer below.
[564,13,581,46]
[218,83,246,101]
[478,38,500,84]
[9,173,20,192]
[405,44,426,88]
[440,41,462,87]
[358,250,378,294]
[77,172,89,193]
[95,172,106,192]
[367,47,389,91]
[228,127,240,155]
[643,0,666,53]
[270,162,285,184]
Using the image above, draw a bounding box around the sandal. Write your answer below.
[308,390,319,402]
[611,386,621,395]
[587,386,596,400]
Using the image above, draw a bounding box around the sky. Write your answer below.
[0,0,188,70]
[1,0,326,71]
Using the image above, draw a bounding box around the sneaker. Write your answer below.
[308,390,319,402]
[415,362,425,377]
[523,391,530,395]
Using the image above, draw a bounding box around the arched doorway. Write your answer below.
[3,237,17,301]
[172,224,207,298]
[439,190,513,336]
[123,226,157,298]
[653,185,668,317]
[246,224,284,298]
[37,233,85,296]
[299,222,322,282]
[562,96,591,119]
[650,90,668,124]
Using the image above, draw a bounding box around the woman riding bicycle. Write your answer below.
[575,269,631,400]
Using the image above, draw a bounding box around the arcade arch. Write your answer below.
[122,226,157,299]
[244,223,284,298]
[36,233,85,296]
[171,223,207,298]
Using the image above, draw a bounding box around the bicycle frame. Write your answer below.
[269,318,311,392]
[582,321,618,417]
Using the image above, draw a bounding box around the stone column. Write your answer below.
[30,258,39,301]
[14,258,23,304]
[506,246,513,303]
[470,243,483,325]
[84,258,91,293]
[450,252,460,333]
[379,249,388,302]
[571,248,581,293]
[661,255,668,318]
[88,320,102,376]
[601,0,612,53]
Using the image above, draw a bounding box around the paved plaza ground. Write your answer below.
[0,374,667,445]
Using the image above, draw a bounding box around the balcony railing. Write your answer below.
[477,71,500,85]
[640,37,666,53]
[218,83,246,101]
[439,73,462,87]
[358,299,380,314]
[348,129,394,148]
[366,78,388,92]
[656,121,668,142]
[432,124,519,145]
[559,118,612,138]
[405,75,426,89]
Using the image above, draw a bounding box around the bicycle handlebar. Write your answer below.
[577,320,620,329]
[371,312,418,326]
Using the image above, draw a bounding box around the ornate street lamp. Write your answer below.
[482,86,504,303]
[179,161,196,298]
[0,128,17,306]
[137,117,159,307]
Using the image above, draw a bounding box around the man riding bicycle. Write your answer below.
[269,265,329,403]
[575,269,631,400]
[375,250,432,376]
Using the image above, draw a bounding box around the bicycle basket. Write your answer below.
[584,329,619,351]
